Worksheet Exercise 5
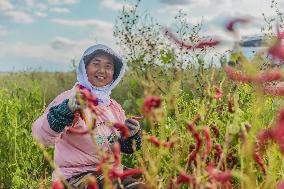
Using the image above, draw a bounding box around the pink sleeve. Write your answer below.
[110,99,127,123]
[32,90,71,147]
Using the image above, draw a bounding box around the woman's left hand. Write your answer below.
[125,119,141,137]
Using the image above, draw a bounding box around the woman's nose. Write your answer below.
[97,65,105,73]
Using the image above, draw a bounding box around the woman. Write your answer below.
[32,44,144,189]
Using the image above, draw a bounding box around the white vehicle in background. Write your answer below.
[228,35,284,87]
[239,36,269,59]
[228,35,277,67]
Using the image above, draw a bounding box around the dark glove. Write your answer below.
[47,99,75,132]
[125,119,141,137]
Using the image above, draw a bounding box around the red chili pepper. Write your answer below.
[253,150,267,174]
[87,183,98,189]
[255,70,282,83]
[228,96,234,113]
[202,127,212,158]
[164,28,220,50]
[109,168,143,180]
[148,136,161,147]
[129,116,144,120]
[113,123,129,139]
[215,144,222,163]
[187,123,202,166]
[270,108,284,153]
[211,124,220,138]
[226,18,249,32]
[268,24,284,60]
[51,180,64,189]
[76,84,99,106]
[163,141,175,148]
[224,66,252,83]
[68,85,100,135]
[224,66,282,84]
[95,153,110,173]
[176,171,196,185]
[277,180,284,189]
[214,87,222,100]
[113,143,121,168]
[167,178,173,189]
[268,45,284,60]
[252,108,284,174]
[142,96,161,115]
[263,86,284,96]
[207,163,232,183]
[68,111,96,135]
[194,40,220,49]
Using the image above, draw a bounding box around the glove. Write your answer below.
[67,95,81,112]
[125,118,141,137]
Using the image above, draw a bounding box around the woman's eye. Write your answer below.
[106,64,113,69]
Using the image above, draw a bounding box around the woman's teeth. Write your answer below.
[96,76,104,79]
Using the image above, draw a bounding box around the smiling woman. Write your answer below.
[32,44,145,189]
[84,50,115,87]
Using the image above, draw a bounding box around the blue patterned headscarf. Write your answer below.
[77,44,126,106]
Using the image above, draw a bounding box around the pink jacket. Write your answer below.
[32,88,126,180]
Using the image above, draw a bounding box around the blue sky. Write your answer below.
[0,0,282,72]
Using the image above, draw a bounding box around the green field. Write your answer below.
[2,0,284,188]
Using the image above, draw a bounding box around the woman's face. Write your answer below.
[86,54,114,87]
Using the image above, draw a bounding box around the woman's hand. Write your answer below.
[67,95,81,112]
[125,119,141,137]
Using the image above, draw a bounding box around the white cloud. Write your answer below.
[160,0,227,6]
[157,0,275,36]
[35,3,48,11]
[0,42,61,62]
[0,33,122,72]
[158,0,273,18]
[0,30,8,36]
[50,7,70,13]
[0,33,121,71]
[160,0,191,5]
[0,0,37,24]
[50,18,116,49]
[159,0,216,12]
[51,37,77,50]
[4,10,34,24]
[34,11,47,17]
[156,0,277,59]
[0,0,14,11]
[25,0,35,7]
[0,38,93,68]
[51,18,113,29]
[0,25,9,37]
[48,0,80,5]
[101,0,130,11]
